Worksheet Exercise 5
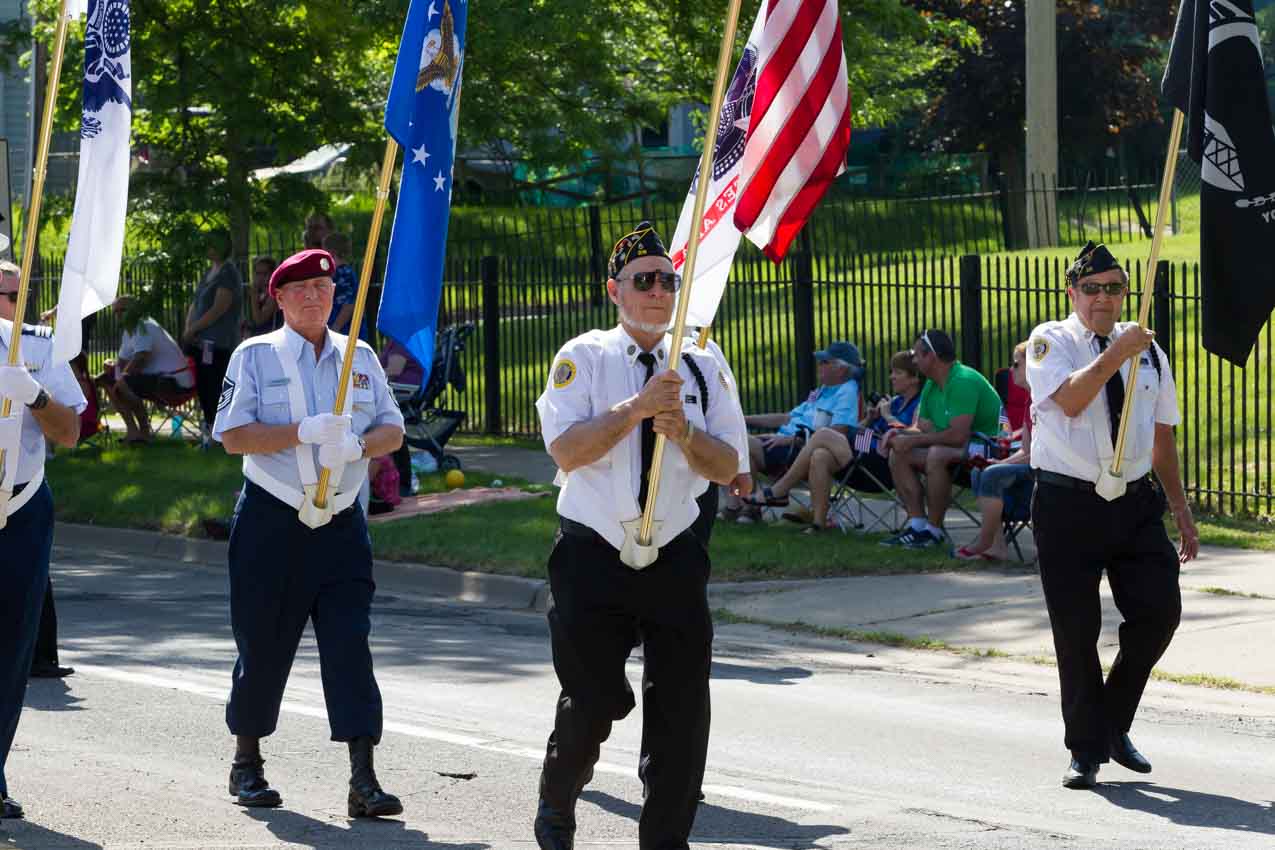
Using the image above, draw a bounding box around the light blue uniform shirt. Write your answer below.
[0,319,87,489]
[778,379,860,435]
[213,325,404,501]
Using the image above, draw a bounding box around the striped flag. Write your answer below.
[733,0,851,262]
[998,406,1011,435]
[852,427,874,454]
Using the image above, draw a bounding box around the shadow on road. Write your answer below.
[581,789,848,848]
[1096,781,1275,834]
[710,661,812,686]
[243,807,490,849]
[24,679,87,712]
[0,819,103,849]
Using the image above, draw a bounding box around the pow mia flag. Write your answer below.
[1163,0,1275,366]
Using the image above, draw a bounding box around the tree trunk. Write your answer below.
[224,129,252,270]
[1000,146,1029,250]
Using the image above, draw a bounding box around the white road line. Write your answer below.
[69,661,840,814]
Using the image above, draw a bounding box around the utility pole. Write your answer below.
[1025,0,1059,248]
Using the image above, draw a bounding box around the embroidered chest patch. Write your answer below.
[353,372,371,391]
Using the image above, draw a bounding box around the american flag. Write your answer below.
[853,428,875,454]
[732,0,852,262]
[998,406,1011,435]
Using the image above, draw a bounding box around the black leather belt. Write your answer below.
[1035,469,1154,494]
[560,517,611,547]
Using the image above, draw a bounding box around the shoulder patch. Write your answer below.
[1029,337,1050,362]
[552,358,576,389]
[217,376,236,412]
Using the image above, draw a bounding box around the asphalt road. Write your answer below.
[3,536,1275,849]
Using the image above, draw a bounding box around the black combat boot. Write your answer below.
[229,736,282,807]
[347,737,403,818]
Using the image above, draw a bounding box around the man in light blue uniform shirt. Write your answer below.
[0,261,85,820]
[213,249,405,817]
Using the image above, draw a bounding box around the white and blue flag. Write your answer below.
[53,0,133,362]
[377,0,467,376]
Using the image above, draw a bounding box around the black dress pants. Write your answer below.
[539,526,713,850]
[1032,478,1181,762]
[31,579,59,670]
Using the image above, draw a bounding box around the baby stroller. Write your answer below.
[393,323,474,472]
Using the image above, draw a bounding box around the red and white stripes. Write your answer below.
[733,0,851,262]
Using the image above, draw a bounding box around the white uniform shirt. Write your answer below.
[0,319,88,488]
[536,326,748,549]
[692,336,749,492]
[119,317,195,388]
[213,325,404,502]
[1026,313,1179,483]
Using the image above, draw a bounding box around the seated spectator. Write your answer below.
[746,349,923,532]
[325,232,372,343]
[957,342,1034,560]
[881,329,1002,548]
[730,341,863,519]
[243,255,281,337]
[99,297,195,444]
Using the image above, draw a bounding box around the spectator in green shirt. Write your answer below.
[881,329,1001,548]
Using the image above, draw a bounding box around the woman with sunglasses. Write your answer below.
[1026,241,1198,791]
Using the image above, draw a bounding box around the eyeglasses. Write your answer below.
[281,280,334,298]
[619,271,681,293]
[1077,281,1125,296]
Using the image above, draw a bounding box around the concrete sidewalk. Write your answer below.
[454,440,1275,690]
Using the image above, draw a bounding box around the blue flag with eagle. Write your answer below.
[378,0,467,377]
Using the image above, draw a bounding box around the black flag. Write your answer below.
[1163,0,1275,366]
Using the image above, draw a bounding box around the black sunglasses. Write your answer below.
[1077,281,1125,296]
[619,271,681,293]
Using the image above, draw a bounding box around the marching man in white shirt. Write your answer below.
[0,261,85,820]
[531,222,746,850]
[1026,241,1199,790]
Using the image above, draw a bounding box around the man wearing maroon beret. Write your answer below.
[213,248,406,816]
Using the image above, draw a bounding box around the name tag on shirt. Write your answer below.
[267,377,290,387]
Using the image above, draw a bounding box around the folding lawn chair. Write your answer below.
[824,426,909,534]
[1001,475,1035,563]
[150,357,205,442]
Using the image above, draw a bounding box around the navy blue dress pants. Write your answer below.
[225,481,383,743]
[0,483,54,798]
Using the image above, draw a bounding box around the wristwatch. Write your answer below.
[28,388,50,410]
[357,435,367,458]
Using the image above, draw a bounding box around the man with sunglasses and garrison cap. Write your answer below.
[1026,241,1199,790]
[532,222,746,849]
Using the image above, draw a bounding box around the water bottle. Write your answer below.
[171,415,183,438]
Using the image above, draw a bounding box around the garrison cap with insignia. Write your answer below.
[269,248,338,297]
[608,221,670,278]
[1065,241,1125,286]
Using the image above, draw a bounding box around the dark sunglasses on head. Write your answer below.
[620,271,681,293]
[1077,281,1125,296]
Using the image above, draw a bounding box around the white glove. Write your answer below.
[297,413,351,445]
[0,415,20,453]
[0,366,41,406]
[318,432,363,468]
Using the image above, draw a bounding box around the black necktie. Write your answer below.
[636,352,657,510]
[1095,335,1125,446]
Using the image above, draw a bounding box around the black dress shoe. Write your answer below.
[229,756,283,807]
[30,665,74,679]
[347,737,403,818]
[533,798,576,850]
[1109,732,1152,773]
[1062,758,1099,789]
[1,797,23,819]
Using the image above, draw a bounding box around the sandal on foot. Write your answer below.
[742,486,789,508]
[955,545,997,561]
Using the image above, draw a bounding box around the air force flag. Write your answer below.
[377,0,467,377]
[53,0,132,362]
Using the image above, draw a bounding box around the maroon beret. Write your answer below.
[269,249,337,298]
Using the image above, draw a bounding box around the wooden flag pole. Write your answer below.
[1,0,72,524]
[635,0,744,548]
[308,138,400,512]
[1107,109,1185,483]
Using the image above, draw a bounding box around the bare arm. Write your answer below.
[550,371,681,473]
[1152,422,1198,562]
[1050,329,1154,417]
[31,398,80,448]
[119,350,151,376]
[673,423,738,484]
[361,423,403,459]
[249,293,276,325]
[900,414,972,450]
[744,413,790,429]
[187,288,236,336]
[220,422,304,456]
